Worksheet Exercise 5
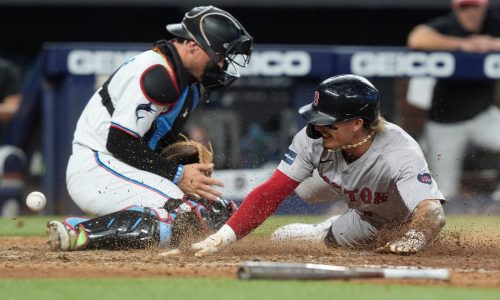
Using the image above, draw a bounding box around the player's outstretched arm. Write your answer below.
[377,199,446,255]
[190,170,300,257]
[159,170,299,257]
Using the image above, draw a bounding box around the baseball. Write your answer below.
[26,191,46,212]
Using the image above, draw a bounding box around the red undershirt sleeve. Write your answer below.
[226,169,301,239]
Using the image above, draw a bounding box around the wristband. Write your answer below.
[172,165,184,184]
[218,224,237,244]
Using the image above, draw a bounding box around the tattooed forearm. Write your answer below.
[409,199,446,241]
[376,200,446,254]
[377,200,446,254]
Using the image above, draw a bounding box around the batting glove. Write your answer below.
[376,230,427,255]
[191,224,236,257]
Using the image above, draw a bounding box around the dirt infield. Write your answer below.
[1,231,499,288]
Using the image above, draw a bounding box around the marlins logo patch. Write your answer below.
[417,173,432,185]
[135,103,155,121]
[283,149,297,165]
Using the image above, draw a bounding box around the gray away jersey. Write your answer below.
[278,122,444,226]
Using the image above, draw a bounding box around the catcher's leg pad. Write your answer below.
[65,207,173,250]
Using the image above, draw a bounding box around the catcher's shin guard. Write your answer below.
[75,207,161,250]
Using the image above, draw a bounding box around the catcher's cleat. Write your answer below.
[47,221,84,251]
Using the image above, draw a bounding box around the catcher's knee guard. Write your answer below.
[71,207,162,250]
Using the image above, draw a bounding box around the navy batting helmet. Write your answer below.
[299,74,380,127]
[166,6,253,90]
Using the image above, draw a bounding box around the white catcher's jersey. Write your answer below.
[66,49,193,215]
[72,50,178,153]
[278,122,444,226]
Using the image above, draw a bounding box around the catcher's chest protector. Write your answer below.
[145,85,200,152]
[145,43,201,152]
[100,41,202,153]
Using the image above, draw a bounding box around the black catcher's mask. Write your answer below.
[166,6,253,94]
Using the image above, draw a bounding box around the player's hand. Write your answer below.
[178,163,224,201]
[376,230,426,255]
[191,224,236,257]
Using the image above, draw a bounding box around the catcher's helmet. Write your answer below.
[166,6,253,89]
[299,74,380,127]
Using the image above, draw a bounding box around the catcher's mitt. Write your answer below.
[160,136,213,165]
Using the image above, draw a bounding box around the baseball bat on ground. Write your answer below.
[238,261,450,280]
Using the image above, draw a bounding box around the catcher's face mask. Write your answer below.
[200,35,252,93]
[166,6,253,93]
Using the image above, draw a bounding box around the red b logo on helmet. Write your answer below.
[313,91,319,107]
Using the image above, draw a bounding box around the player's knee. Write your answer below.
[324,227,339,248]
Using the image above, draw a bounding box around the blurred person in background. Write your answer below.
[407,0,500,202]
[0,57,26,217]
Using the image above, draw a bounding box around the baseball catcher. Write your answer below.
[175,74,446,256]
[63,5,252,219]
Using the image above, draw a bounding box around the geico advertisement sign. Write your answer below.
[67,50,311,76]
[66,49,500,78]
[350,52,500,78]
[240,51,311,76]
[351,52,455,77]
[484,54,500,78]
[68,50,142,75]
